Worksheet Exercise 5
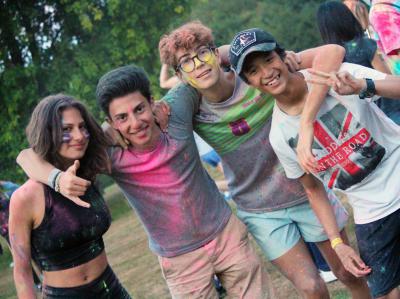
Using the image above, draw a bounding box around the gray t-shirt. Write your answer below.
[163,75,307,213]
[108,90,231,257]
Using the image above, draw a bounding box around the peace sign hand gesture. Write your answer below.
[307,69,365,96]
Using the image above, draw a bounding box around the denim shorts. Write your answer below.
[355,207,400,298]
[237,190,348,261]
[42,265,131,299]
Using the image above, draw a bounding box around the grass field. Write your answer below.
[0,183,357,299]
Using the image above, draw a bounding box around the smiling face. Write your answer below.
[58,107,90,162]
[108,91,160,151]
[242,51,290,96]
[175,44,221,90]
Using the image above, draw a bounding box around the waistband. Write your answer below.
[43,265,117,297]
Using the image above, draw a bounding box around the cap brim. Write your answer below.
[235,42,277,75]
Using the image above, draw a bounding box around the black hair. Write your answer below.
[26,94,110,181]
[317,1,364,45]
[96,65,152,117]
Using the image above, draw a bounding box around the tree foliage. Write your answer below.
[1,0,328,182]
[0,0,191,182]
[190,0,325,50]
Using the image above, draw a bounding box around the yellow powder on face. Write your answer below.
[182,53,218,89]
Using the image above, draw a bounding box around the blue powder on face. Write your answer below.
[62,132,71,143]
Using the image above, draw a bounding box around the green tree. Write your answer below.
[190,0,324,50]
[0,0,191,182]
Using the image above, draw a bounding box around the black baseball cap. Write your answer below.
[229,28,278,77]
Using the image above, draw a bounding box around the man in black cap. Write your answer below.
[159,21,370,298]
[232,27,400,299]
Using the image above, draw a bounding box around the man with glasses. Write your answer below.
[159,21,370,298]
[176,46,215,72]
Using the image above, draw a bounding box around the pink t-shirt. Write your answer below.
[108,91,231,257]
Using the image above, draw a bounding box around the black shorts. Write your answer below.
[42,265,131,299]
[355,208,400,298]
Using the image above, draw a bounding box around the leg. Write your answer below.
[306,242,330,272]
[237,208,328,299]
[158,250,218,299]
[212,215,272,299]
[292,189,371,297]
[355,209,400,299]
[272,239,329,299]
[377,288,400,299]
[316,230,371,299]
[306,242,337,283]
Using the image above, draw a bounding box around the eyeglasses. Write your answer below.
[177,47,214,73]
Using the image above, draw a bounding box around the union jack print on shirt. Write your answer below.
[289,103,386,190]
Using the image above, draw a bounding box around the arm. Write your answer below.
[296,44,346,174]
[296,44,345,70]
[17,149,55,185]
[9,188,38,299]
[159,64,180,89]
[308,69,400,99]
[101,121,128,149]
[371,51,391,74]
[17,149,91,207]
[162,83,201,124]
[370,75,400,98]
[299,174,370,276]
[217,45,231,67]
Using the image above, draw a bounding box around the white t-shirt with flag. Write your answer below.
[270,63,400,224]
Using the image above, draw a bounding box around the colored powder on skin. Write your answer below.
[184,74,201,89]
[183,52,219,89]
[62,132,72,143]
[62,130,90,143]
[83,129,90,139]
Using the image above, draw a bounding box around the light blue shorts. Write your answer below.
[237,190,348,261]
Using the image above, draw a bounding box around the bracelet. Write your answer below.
[48,168,62,189]
[331,237,344,250]
[54,171,63,193]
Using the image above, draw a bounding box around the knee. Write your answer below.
[296,276,327,297]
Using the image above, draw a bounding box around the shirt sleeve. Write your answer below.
[106,146,122,175]
[269,122,305,179]
[161,83,201,125]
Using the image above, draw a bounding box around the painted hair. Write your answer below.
[96,65,151,117]
[317,1,364,45]
[159,20,216,69]
[26,94,110,181]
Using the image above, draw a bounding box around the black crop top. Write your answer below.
[31,185,111,271]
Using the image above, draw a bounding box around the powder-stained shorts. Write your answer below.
[158,214,271,299]
[355,207,400,298]
[237,190,348,261]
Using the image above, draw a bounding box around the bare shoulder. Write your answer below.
[10,180,44,214]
